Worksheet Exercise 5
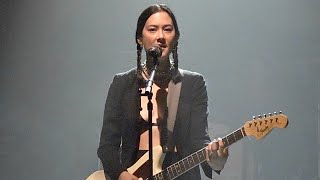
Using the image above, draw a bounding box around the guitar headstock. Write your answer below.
[243,112,288,140]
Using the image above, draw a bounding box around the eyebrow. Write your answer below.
[146,24,173,28]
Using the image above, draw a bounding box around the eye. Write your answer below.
[164,26,173,32]
[148,28,157,32]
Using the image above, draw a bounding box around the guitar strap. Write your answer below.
[164,69,182,152]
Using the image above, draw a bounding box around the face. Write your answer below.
[139,11,177,61]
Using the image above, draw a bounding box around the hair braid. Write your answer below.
[173,43,178,71]
[136,44,143,71]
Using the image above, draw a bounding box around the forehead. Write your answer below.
[144,11,173,26]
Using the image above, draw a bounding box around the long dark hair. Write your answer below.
[135,4,180,73]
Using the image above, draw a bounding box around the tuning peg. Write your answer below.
[279,111,282,114]
[252,116,256,120]
[268,113,272,116]
[258,115,262,118]
[263,114,267,118]
[274,112,277,115]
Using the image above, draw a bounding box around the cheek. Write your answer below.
[142,38,154,49]
[141,32,155,43]
[168,39,177,51]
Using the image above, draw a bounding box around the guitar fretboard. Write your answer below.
[152,127,246,180]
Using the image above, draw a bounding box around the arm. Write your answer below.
[188,74,228,177]
[97,75,127,180]
[188,74,211,153]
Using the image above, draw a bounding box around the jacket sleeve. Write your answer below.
[97,74,127,180]
[188,74,224,178]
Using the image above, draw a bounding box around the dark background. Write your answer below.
[1,0,319,179]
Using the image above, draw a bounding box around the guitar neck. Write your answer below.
[152,127,246,180]
[222,126,246,148]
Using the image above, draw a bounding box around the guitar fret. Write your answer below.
[165,166,175,179]
[224,135,230,146]
[169,166,174,179]
[196,150,205,163]
[191,154,196,164]
[182,158,189,170]
[188,156,194,167]
[235,129,244,140]
[155,172,165,180]
[191,153,198,165]
[178,161,185,173]
[226,135,231,145]
[196,151,201,163]
[238,128,245,137]
[222,137,228,147]
[163,169,169,180]
[174,165,179,177]
[221,128,245,148]
[174,163,181,176]
[229,134,236,144]
[194,152,199,163]
[171,165,177,177]
[201,149,206,159]
[233,131,237,141]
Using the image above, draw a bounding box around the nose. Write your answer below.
[157,29,164,38]
[156,30,165,43]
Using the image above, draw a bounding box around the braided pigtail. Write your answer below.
[137,44,143,71]
[137,43,145,87]
[172,42,179,71]
[171,42,182,83]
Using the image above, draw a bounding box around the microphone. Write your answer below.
[145,46,162,94]
[147,46,162,58]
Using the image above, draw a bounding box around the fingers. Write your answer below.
[217,138,229,157]
[216,138,224,156]
[206,138,229,160]
[208,139,218,151]
[206,140,218,161]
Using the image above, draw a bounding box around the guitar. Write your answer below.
[87,112,288,180]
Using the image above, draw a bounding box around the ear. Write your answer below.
[137,39,143,45]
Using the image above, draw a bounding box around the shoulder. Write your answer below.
[112,67,137,83]
[179,68,206,82]
[114,67,137,79]
[109,67,138,89]
[178,69,208,99]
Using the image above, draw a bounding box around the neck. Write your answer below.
[143,57,174,88]
[146,57,171,72]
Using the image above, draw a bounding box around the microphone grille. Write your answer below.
[148,46,162,58]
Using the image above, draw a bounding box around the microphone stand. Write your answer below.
[139,57,159,180]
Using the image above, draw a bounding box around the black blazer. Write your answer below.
[97,68,215,180]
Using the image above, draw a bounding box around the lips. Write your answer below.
[155,44,167,48]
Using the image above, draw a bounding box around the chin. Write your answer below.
[158,56,170,63]
[160,51,169,58]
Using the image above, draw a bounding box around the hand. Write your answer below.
[205,138,229,170]
[206,138,228,158]
[118,171,143,180]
